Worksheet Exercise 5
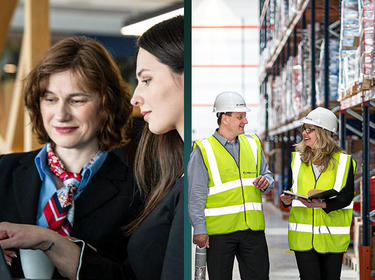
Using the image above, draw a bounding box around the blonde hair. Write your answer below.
[295,126,342,171]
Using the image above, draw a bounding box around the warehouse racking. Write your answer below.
[259,0,375,277]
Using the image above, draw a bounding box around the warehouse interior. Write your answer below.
[192,0,375,279]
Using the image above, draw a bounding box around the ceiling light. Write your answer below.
[121,7,184,36]
[3,64,17,74]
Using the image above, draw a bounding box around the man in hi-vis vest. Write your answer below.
[188,91,274,280]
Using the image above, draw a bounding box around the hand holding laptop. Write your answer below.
[0,222,55,279]
[0,221,82,280]
[0,222,53,252]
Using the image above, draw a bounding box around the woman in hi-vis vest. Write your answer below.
[280,107,355,280]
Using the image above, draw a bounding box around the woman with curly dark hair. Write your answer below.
[0,36,140,279]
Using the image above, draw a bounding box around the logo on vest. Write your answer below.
[243,171,256,175]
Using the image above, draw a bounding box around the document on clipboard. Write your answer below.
[283,189,339,201]
[282,190,309,200]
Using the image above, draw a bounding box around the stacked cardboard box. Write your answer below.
[339,0,360,99]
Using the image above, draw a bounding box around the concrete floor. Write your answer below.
[192,200,359,280]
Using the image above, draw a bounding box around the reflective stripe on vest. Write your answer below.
[292,200,354,210]
[208,178,256,196]
[199,136,258,191]
[333,153,351,192]
[195,134,265,235]
[288,152,354,253]
[200,139,222,187]
[288,223,350,235]
[205,202,263,216]
[291,154,302,193]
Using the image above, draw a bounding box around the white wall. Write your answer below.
[192,0,260,140]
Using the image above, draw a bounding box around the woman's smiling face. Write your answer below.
[302,124,317,148]
[130,48,184,136]
[40,70,100,152]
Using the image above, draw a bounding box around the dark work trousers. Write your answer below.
[207,229,269,280]
[294,250,343,280]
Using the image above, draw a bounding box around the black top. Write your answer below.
[285,158,355,213]
[79,177,184,280]
[0,151,141,279]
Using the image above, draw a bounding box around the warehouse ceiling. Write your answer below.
[10,0,184,36]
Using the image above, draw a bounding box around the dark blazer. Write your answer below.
[0,150,141,278]
[79,177,184,280]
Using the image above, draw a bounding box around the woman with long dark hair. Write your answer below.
[0,15,184,280]
[126,14,184,279]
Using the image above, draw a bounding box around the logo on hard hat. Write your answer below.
[213,91,250,113]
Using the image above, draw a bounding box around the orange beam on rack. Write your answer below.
[192,65,259,68]
[193,104,259,107]
[192,25,260,29]
[359,246,371,280]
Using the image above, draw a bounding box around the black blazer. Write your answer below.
[0,150,141,278]
[79,177,184,280]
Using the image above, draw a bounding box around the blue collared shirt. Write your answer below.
[34,144,108,228]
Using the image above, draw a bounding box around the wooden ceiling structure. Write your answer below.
[0,0,50,154]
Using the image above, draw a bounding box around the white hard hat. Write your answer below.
[301,107,338,134]
[213,91,250,113]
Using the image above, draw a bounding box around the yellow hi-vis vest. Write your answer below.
[288,152,355,253]
[194,134,265,235]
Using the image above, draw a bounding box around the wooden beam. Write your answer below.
[2,0,50,153]
[23,0,50,151]
[0,0,18,149]
[0,135,6,154]
[24,0,50,72]
[5,46,25,153]
[0,0,18,55]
